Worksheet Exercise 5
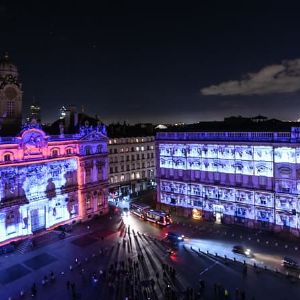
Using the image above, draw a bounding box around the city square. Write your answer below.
[1,2,300,299]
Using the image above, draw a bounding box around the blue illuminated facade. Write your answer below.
[0,123,109,244]
[156,129,300,236]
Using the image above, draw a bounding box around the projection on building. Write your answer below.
[0,158,78,242]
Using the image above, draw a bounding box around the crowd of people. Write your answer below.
[8,217,261,300]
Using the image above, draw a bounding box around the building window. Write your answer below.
[126,155,130,161]
[131,147,134,152]
[131,173,135,180]
[110,167,113,173]
[115,166,118,173]
[136,147,139,151]
[85,168,91,181]
[109,149,113,154]
[151,153,154,158]
[114,148,117,154]
[120,174,125,181]
[97,167,103,180]
[4,153,11,162]
[131,155,135,161]
[120,156,124,162]
[126,165,130,171]
[120,148,124,152]
[97,191,103,207]
[147,153,150,159]
[51,149,59,157]
[137,154,140,160]
[141,146,144,151]
[141,153,145,159]
[125,147,129,152]
[97,144,102,153]
[86,194,91,209]
[121,165,124,171]
[66,148,72,155]
[85,146,91,155]
[7,101,15,117]
[110,177,114,183]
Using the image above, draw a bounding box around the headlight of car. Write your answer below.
[244,249,251,256]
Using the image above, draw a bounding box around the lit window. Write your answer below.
[120,148,124,152]
[136,139,139,142]
[120,175,125,181]
[131,173,135,180]
[109,140,112,144]
[136,147,139,151]
[4,153,11,162]
[86,194,91,209]
[141,146,144,151]
[136,172,140,179]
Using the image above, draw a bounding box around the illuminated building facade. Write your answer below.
[108,136,156,200]
[0,122,109,245]
[156,128,300,236]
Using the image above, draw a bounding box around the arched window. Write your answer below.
[85,146,91,155]
[66,148,72,155]
[4,153,11,162]
[51,149,59,157]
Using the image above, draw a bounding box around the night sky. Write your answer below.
[1,1,300,124]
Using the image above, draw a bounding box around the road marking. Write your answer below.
[199,261,218,276]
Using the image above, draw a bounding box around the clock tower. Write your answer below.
[0,53,23,133]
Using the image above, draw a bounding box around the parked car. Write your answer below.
[232,245,253,257]
[282,257,299,269]
[57,224,73,233]
[165,232,185,242]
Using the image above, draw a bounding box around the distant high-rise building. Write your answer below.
[60,106,67,119]
[29,101,41,121]
[0,52,23,131]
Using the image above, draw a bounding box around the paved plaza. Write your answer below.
[0,212,299,300]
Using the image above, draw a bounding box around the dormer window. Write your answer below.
[4,153,11,162]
